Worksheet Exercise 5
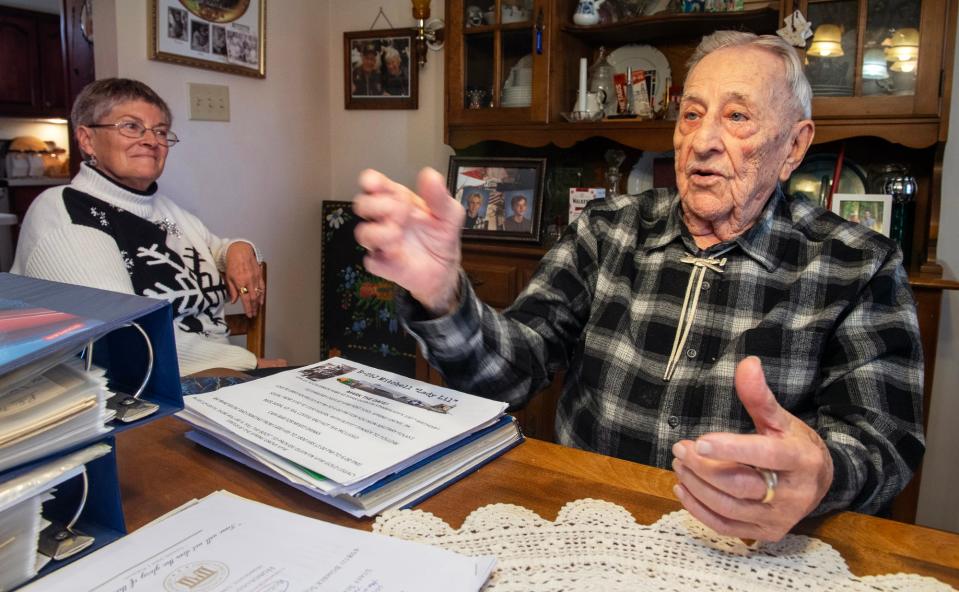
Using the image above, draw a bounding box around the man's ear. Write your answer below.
[779,119,815,182]
[75,126,95,161]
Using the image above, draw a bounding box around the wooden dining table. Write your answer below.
[116,415,959,588]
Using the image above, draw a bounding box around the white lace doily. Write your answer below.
[373,499,955,591]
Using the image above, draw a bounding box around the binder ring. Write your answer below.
[82,322,154,400]
[39,467,94,560]
[64,466,89,533]
[122,322,154,401]
[84,321,160,423]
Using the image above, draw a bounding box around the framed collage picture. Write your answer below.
[149,0,266,78]
[447,157,547,243]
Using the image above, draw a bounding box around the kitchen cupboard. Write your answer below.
[0,6,67,117]
[432,0,959,523]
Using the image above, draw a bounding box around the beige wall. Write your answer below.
[327,0,452,199]
[93,0,332,364]
[916,35,959,533]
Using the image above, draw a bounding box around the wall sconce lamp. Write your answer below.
[412,0,445,68]
[807,24,844,57]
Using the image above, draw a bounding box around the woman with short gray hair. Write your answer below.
[12,78,286,375]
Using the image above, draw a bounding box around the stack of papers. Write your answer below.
[178,358,523,516]
[0,297,114,473]
[0,444,111,591]
[0,359,111,473]
[23,490,495,592]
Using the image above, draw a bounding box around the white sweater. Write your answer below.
[11,164,258,375]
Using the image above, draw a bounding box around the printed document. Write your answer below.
[23,490,495,592]
[179,358,508,487]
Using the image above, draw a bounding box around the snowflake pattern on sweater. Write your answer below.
[62,188,227,336]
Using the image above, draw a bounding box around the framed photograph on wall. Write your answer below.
[149,0,266,78]
[344,29,418,110]
[448,156,547,243]
[832,193,893,236]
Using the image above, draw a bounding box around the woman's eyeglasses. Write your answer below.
[86,121,180,147]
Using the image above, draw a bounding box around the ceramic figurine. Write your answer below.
[466,5,483,27]
[573,0,605,26]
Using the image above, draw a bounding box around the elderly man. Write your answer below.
[352,43,383,97]
[352,31,923,542]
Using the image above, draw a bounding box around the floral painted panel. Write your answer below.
[320,201,416,377]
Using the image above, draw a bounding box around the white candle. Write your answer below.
[577,57,588,113]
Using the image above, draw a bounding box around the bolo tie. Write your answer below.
[663,252,731,382]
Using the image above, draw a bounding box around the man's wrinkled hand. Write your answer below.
[671,356,833,542]
[353,168,464,316]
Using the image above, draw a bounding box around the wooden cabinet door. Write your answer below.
[37,15,66,115]
[0,12,40,115]
[446,0,550,126]
[790,0,947,119]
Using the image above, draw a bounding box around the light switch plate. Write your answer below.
[188,83,230,121]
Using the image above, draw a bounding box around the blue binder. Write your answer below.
[1,437,126,580]
[0,273,184,587]
[0,272,183,429]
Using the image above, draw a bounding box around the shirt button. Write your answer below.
[667,415,680,428]
[686,348,697,359]
[701,281,710,291]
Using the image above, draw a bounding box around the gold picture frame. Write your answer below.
[148,0,266,79]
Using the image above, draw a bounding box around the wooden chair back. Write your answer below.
[225,262,267,358]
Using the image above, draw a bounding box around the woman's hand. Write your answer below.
[224,242,264,317]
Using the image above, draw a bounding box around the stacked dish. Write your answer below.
[811,84,854,97]
[502,55,532,108]
[502,84,531,107]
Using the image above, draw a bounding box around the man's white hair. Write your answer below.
[687,31,812,120]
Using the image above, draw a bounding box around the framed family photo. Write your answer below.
[344,29,418,110]
[832,193,893,236]
[149,0,266,78]
[448,157,547,243]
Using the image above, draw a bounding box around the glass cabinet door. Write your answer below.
[862,0,921,97]
[795,0,944,117]
[449,0,548,124]
[804,0,858,97]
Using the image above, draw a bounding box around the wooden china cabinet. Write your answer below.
[427,0,959,522]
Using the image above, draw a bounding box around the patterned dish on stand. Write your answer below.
[607,44,671,113]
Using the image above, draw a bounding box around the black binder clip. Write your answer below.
[38,468,95,561]
[95,322,160,423]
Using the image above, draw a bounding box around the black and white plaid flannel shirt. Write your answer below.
[400,186,924,515]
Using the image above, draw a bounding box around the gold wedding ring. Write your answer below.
[240,286,249,294]
[756,467,778,504]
